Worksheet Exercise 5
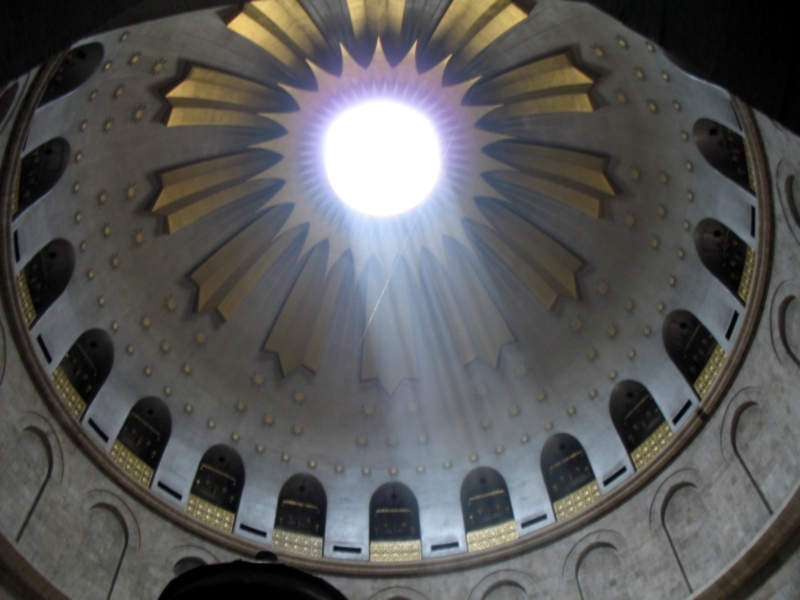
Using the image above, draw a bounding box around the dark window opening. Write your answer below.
[190,445,245,514]
[663,310,719,390]
[609,380,667,458]
[274,474,327,539]
[369,483,420,543]
[16,138,69,215]
[693,118,752,191]
[541,434,596,504]
[40,43,104,105]
[22,239,75,326]
[117,397,172,471]
[694,218,750,301]
[59,328,113,409]
[460,467,514,533]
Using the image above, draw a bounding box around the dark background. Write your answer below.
[1,0,799,133]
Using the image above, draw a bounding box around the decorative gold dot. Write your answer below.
[646,42,655,52]
[669,275,677,286]
[264,415,274,426]
[615,90,628,104]
[443,461,452,469]
[657,301,665,312]
[231,433,240,442]
[644,325,652,336]
[141,315,151,328]
[589,388,598,399]
[389,467,398,475]
[685,160,694,171]
[657,204,667,218]
[72,181,81,194]
[103,61,112,71]
[545,421,554,431]
[634,67,646,80]
[134,230,144,245]
[101,223,111,238]
[111,321,119,332]
[469,454,478,462]
[481,418,492,429]
[476,384,488,397]
[598,282,609,296]
[419,434,428,444]
[97,295,105,306]
[651,236,660,249]
[686,190,695,201]
[609,370,617,380]
[628,349,636,359]
[128,52,141,66]
[126,344,134,355]
[256,445,264,453]
[661,71,671,82]
[647,100,659,114]
[79,241,87,252]
[537,390,547,401]
[571,318,582,332]
[625,298,634,312]
[630,167,641,181]
[567,406,576,416]
[587,348,598,361]
[308,460,317,468]
[185,404,193,413]
[335,465,344,473]
[673,101,682,111]
[98,190,107,205]
[143,366,152,376]
[80,120,88,131]
[195,331,206,345]
[103,119,114,133]
[133,105,146,123]
[113,84,124,99]
[362,467,371,475]
[87,269,95,281]
[591,45,607,59]
[408,402,419,413]
[659,171,669,185]
[152,58,166,75]
[164,386,172,396]
[683,220,691,231]
[236,401,246,412]
[75,151,83,163]
[119,31,129,42]
[356,435,368,447]
[509,406,520,417]
[182,362,192,375]
[515,364,528,377]
[616,36,629,49]
[681,130,690,142]
[291,425,304,436]
[281,453,290,462]
[252,374,264,386]
[89,90,98,101]
[495,446,504,455]
[110,254,121,269]
[387,437,397,447]
[363,405,374,416]
[521,434,530,444]
[625,213,635,228]
[416,465,425,473]
[608,324,618,338]
[165,295,177,312]
[74,211,82,223]
[293,391,305,403]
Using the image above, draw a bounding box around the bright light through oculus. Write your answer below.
[324,101,441,216]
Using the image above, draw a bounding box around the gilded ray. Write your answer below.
[482,142,617,218]
[225,0,336,77]
[152,151,282,232]
[347,0,405,47]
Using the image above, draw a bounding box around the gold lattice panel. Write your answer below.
[109,440,154,487]
[738,246,756,302]
[185,494,235,533]
[16,271,36,327]
[272,529,323,557]
[51,366,87,420]
[693,344,727,400]
[369,539,422,562]
[631,421,674,471]
[553,480,601,522]
[466,519,518,552]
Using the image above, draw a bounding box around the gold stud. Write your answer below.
[134,230,144,245]
[87,269,95,281]
[644,325,652,336]
[79,241,87,252]
[143,366,152,376]
[609,370,617,380]
[616,36,629,49]
[75,151,83,163]
[182,362,192,375]
[481,418,492,429]
[165,295,177,312]
[126,344,134,355]
[657,204,667,218]
[308,460,317,468]
[164,386,172,396]
[79,120,88,131]
[571,318,582,332]
[587,348,598,361]
[624,213,635,228]
[335,465,344,473]
[677,248,685,259]
[567,406,576,416]
[634,67,646,80]
[125,183,136,200]
[628,349,636,359]
[515,364,528,377]
[419,434,428,444]
[589,388,598,399]
[389,467,398,476]
[113,84,124,99]
[195,331,206,345]
[509,406,520,417]
[98,190,108,205]
[598,282,609,296]
[673,100,682,111]
[646,42,655,52]
[89,90,98,101]
[469,454,478,462]
[683,220,691,231]
[387,437,397,447]
[669,275,677,286]
[607,324,618,338]
[443,461,452,469]
[651,236,660,249]
[231,433,240,442]
[686,190,694,201]
[681,130,690,142]
[128,52,141,66]
[264,415,274,426]
[661,71,670,82]
[292,391,305,403]
[110,254,121,269]
[545,422,554,431]
[537,390,547,401]
[281,453,290,462]
[133,105,146,123]
[97,295,105,306]
[103,118,114,133]
[630,167,641,181]
[184,404,193,413]
[152,58,166,75]
[236,401,246,412]
[362,467,371,475]
[657,301,665,312]
[520,434,530,444]
[495,445,504,455]
[74,211,82,223]
[416,465,425,473]
[625,298,634,312]
[591,45,607,59]
[647,100,659,114]
[356,435,368,447]
[363,405,374,416]
[119,31,129,42]
[252,373,264,386]
[685,160,694,171]
[291,425,304,436]
[111,321,119,332]
[408,402,419,413]
[141,315,151,328]
[103,61,112,71]
[256,445,265,453]
[615,90,628,104]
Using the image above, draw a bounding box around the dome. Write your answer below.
[0,0,799,598]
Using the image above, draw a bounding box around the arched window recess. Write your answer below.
[51,329,113,420]
[369,483,422,562]
[695,218,756,304]
[40,43,104,105]
[693,117,755,192]
[110,397,172,488]
[609,381,673,471]
[273,474,327,557]
[541,434,601,521]
[14,138,69,217]
[663,310,726,400]
[460,467,517,552]
[17,239,75,328]
[186,446,244,533]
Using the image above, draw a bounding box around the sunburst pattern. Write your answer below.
[151,0,617,393]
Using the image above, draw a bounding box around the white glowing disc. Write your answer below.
[324,100,441,216]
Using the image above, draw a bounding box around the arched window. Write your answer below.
[460,467,517,552]
[695,218,755,303]
[272,474,327,557]
[693,118,753,191]
[17,239,75,327]
[369,483,421,562]
[15,138,69,216]
[609,381,673,470]
[541,434,600,521]
[663,310,725,399]
[110,397,172,488]
[186,445,244,533]
[52,329,113,421]
[40,43,104,105]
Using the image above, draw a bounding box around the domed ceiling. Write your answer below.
[2,0,766,567]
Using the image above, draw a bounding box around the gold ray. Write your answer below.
[225,0,334,76]
[481,94,596,123]
[189,210,301,320]
[362,259,417,394]
[152,151,281,232]
[421,0,530,76]
[346,0,406,45]
[425,246,513,367]
[482,142,617,218]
